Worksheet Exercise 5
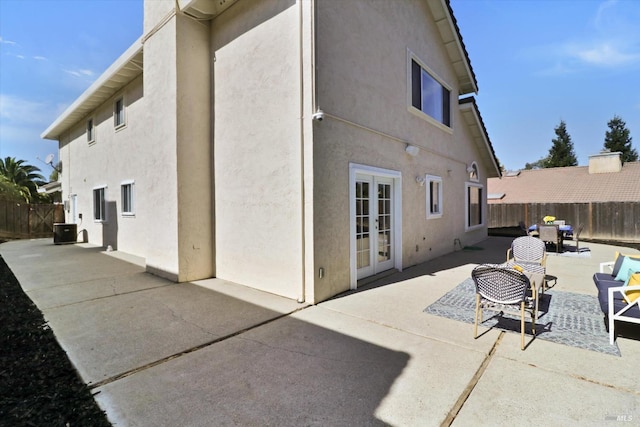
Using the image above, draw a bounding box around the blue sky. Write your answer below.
[1,1,639,174]
[452,0,640,170]
[0,0,142,172]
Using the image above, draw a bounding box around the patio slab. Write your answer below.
[1,236,639,426]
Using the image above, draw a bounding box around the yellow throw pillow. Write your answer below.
[512,264,524,273]
[622,272,640,304]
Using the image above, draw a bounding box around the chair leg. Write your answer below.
[520,301,525,350]
[532,287,538,336]
[474,294,480,338]
[609,315,615,345]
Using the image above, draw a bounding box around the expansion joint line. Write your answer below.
[440,332,504,427]
[87,305,310,390]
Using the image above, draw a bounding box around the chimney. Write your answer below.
[588,151,622,174]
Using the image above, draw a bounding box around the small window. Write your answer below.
[114,97,125,128]
[93,186,106,222]
[468,162,479,182]
[426,175,443,218]
[121,181,134,216]
[87,118,95,143]
[466,183,484,230]
[410,57,451,127]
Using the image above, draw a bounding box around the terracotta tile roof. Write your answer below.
[487,162,640,204]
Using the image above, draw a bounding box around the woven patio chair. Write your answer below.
[505,236,548,292]
[472,264,538,350]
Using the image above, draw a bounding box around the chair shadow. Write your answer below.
[476,292,556,348]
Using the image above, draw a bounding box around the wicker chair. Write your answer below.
[506,236,548,292]
[472,264,538,350]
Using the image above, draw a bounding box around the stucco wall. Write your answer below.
[58,74,151,257]
[141,15,181,279]
[211,0,304,299]
[175,14,214,281]
[312,0,489,301]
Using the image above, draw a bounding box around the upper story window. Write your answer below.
[426,175,443,219]
[114,97,126,129]
[410,54,451,128]
[87,118,95,143]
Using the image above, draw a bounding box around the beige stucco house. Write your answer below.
[41,0,500,304]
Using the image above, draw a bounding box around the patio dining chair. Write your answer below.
[538,223,562,253]
[471,264,538,350]
[506,236,548,292]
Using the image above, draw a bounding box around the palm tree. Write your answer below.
[0,157,46,202]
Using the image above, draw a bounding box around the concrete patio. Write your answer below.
[1,236,638,426]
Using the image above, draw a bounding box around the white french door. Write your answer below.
[355,174,395,280]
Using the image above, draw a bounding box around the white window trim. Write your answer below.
[87,117,96,144]
[121,180,135,217]
[426,174,443,219]
[349,163,403,290]
[114,96,126,130]
[465,182,484,231]
[93,185,107,223]
[407,49,453,134]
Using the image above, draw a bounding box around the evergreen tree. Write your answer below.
[546,120,578,167]
[604,115,638,163]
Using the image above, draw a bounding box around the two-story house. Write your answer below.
[42,0,500,303]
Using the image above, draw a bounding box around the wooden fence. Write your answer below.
[0,200,65,240]
[488,202,640,243]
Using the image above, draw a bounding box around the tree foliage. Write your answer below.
[524,157,548,170]
[604,115,638,163]
[0,157,47,203]
[546,120,578,168]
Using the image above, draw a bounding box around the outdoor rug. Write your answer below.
[424,278,620,356]
[546,246,592,258]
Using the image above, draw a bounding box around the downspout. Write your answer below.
[297,0,307,303]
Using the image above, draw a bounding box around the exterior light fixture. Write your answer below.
[405,144,419,157]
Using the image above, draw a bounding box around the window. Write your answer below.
[411,58,451,127]
[426,175,443,218]
[466,183,483,230]
[93,186,106,222]
[114,97,125,128]
[468,162,479,182]
[87,118,95,143]
[121,181,134,216]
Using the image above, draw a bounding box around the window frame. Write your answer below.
[465,182,484,231]
[425,175,443,219]
[93,186,107,222]
[121,180,135,217]
[408,50,452,131]
[87,117,95,144]
[114,96,126,129]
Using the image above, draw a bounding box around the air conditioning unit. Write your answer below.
[53,223,77,245]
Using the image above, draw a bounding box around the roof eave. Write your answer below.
[427,0,479,95]
[41,37,144,141]
[459,97,501,178]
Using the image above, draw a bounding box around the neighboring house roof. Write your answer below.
[37,181,61,195]
[41,38,143,140]
[487,162,640,203]
[429,0,478,94]
[459,97,500,178]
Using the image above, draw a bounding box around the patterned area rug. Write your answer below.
[424,278,620,356]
